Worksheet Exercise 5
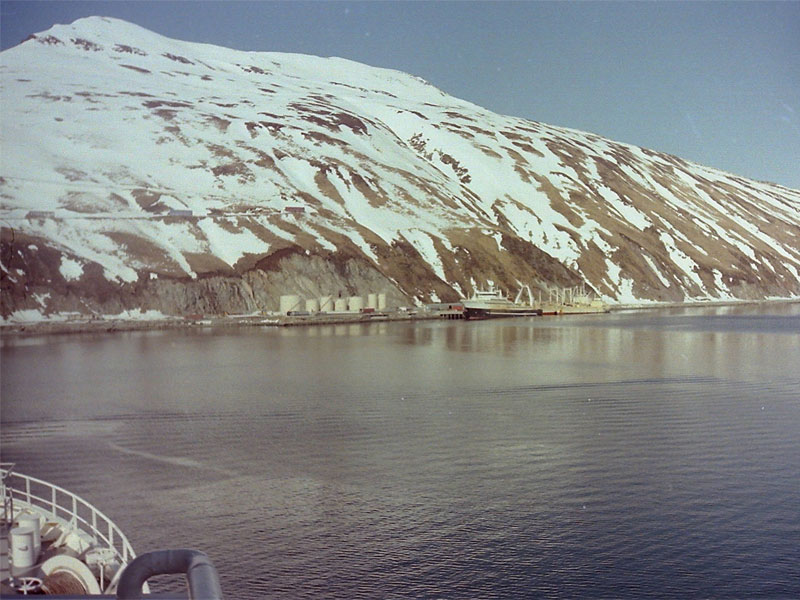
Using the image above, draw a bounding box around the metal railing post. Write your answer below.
[1,464,16,529]
[4,468,141,581]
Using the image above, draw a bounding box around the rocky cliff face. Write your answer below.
[1,231,410,317]
[2,17,799,320]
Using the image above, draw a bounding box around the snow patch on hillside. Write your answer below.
[402,228,447,283]
[59,256,84,280]
[197,218,271,266]
[642,254,671,288]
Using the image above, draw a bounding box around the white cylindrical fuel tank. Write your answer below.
[10,526,37,568]
[16,514,41,557]
[279,295,301,314]
[348,296,364,312]
[334,298,347,312]
[367,293,377,309]
[305,298,319,312]
[319,295,333,312]
[377,293,387,310]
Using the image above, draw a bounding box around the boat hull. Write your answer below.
[539,303,610,315]
[463,307,543,320]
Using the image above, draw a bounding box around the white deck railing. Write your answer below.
[1,463,137,565]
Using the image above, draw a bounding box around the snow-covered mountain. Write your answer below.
[2,16,799,319]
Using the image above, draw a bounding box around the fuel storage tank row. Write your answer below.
[279,293,387,314]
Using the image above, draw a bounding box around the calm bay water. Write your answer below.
[2,304,799,598]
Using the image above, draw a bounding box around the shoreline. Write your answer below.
[1,298,798,338]
[0,310,442,338]
[611,298,800,311]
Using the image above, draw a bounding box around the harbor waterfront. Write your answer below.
[1,304,799,598]
[2,297,792,337]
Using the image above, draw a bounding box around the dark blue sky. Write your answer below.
[2,1,798,189]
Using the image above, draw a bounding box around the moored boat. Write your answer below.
[540,285,611,315]
[462,287,543,320]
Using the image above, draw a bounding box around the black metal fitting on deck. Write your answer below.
[116,549,223,600]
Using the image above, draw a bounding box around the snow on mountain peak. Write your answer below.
[40,15,160,41]
[15,15,449,105]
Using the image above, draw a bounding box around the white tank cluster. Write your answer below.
[10,513,42,568]
[279,292,388,315]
